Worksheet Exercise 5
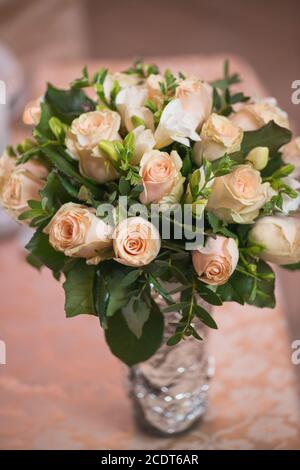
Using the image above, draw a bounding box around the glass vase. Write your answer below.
[128,290,215,436]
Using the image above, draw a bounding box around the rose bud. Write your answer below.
[139,150,185,204]
[65,110,121,183]
[246,146,269,171]
[193,113,243,164]
[113,216,161,267]
[249,216,300,265]
[192,236,239,286]
[207,164,274,224]
[281,137,300,180]
[22,98,41,125]
[44,203,113,264]
[0,158,47,218]
[229,98,290,131]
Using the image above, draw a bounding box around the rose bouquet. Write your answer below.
[1,59,300,366]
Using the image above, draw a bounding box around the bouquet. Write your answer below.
[1,59,300,366]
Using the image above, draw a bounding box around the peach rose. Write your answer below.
[0,159,47,218]
[44,203,113,264]
[22,98,41,125]
[113,216,161,267]
[154,77,212,148]
[193,113,243,164]
[281,137,300,179]
[192,235,239,285]
[139,150,185,204]
[65,110,120,183]
[207,164,274,223]
[250,216,300,265]
[230,98,290,131]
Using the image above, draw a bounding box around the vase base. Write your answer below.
[129,355,215,436]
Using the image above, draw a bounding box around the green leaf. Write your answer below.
[105,299,164,365]
[195,281,223,306]
[241,121,292,155]
[25,229,66,275]
[193,304,218,329]
[40,171,72,212]
[45,83,96,124]
[99,264,141,317]
[122,295,151,339]
[63,260,96,317]
[248,261,275,308]
[167,333,182,346]
[163,301,190,313]
[41,145,100,195]
[281,262,300,271]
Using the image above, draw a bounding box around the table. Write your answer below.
[1,55,300,450]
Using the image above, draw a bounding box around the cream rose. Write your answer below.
[281,137,300,179]
[113,216,161,267]
[193,113,243,164]
[0,160,47,218]
[192,236,239,285]
[115,85,154,132]
[250,216,300,265]
[44,202,113,264]
[65,110,120,183]
[230,98,290,131]
[22,98,41,125]
[139,150,185,204]
[207,164,274,223]
[154,77,212,149]
[131,125,155,165]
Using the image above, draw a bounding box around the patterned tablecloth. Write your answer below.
[0,55,300,450]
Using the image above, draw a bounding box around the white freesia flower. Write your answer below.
[131,125,155,165]
[154,77,212,149]
[103,72,141,103]
[280,177,300,214]
[116,85,154,132]
[281,137,300,179]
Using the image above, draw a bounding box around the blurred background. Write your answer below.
[0,0,300,449]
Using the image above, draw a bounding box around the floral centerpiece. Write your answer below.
[1,59,300,372]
